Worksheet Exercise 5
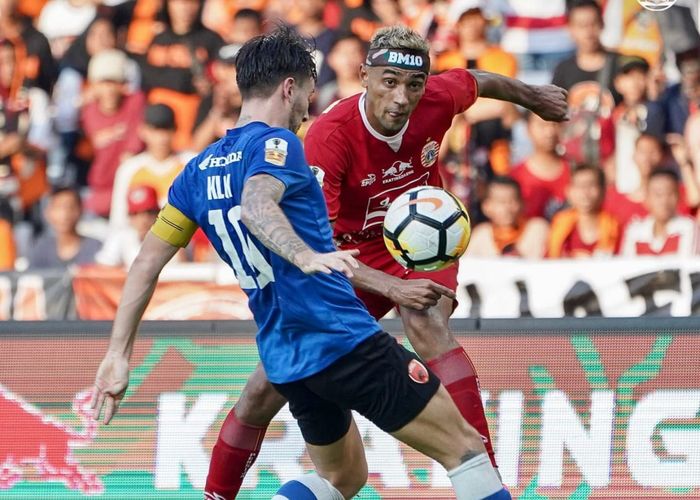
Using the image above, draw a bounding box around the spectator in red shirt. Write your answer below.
[512,111,568,220]
[620,169,699,257]
[548,164,619,258]
[81,49,146,218]
[604,133,696,228]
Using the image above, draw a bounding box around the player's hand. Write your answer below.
[528,84,569,122]
[294,249,360,278]
[90,352,130,425]
[387,278,456,311]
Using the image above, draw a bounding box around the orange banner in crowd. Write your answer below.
[72,265,252,320]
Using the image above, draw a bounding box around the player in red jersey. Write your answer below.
[204,26,568,499]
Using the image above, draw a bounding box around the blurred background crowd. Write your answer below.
[1,0,700,273]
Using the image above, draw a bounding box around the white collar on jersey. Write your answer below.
[358,92,409,153]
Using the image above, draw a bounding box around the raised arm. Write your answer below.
[469,69,569,122]
[240,173,359,277]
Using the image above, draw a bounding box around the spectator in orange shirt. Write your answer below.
[621,169,699,257]
[0,201,15,271]
[512,111,569,220]
[548,164,619,258]
[467,176,548,258]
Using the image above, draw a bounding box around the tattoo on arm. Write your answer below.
[241,174,311,264]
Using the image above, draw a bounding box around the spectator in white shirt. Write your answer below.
[621,169,699,256]
[96,185,160,267]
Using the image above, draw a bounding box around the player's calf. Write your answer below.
[204,365,286,500]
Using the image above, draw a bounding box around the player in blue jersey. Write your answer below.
[89,27,511,500]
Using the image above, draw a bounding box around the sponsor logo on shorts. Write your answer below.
[421,140,439,168]
[408,359,429,384]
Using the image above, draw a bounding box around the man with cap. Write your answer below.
[97,185,169,267]
[109,103,194,229]
[202,24,568,499]
[81,49,146,218]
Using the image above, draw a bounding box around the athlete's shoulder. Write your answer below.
[308,93,362,141]
[426,68,476,95]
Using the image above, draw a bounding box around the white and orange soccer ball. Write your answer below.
[383,186,471,272]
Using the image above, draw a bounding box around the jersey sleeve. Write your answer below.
[434,69,479,115]
[245,129,310,197]
[304,123,347,222]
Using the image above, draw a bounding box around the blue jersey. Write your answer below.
[168,122,381,383]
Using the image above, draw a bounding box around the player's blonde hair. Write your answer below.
[369,25,429,53]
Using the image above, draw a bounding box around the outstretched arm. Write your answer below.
[91,232,181,423]
[240,174,359,276]
[470,69,569,122]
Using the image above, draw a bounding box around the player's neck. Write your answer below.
[236,100,290,131]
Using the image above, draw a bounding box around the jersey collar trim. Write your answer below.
[358,92,409,153]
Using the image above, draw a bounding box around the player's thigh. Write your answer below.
[304,332,441,442]
[235,363,287,426]
[399,295,460,360]
[305,418,368,497]
[391,384,485,471]
[272,379,366,497]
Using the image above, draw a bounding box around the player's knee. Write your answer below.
[235,371,286,426]
[324,460,368,498]
[402,312,457,359]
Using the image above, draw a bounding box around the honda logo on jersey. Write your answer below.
[363,173,429,229]
[381,159,414,184]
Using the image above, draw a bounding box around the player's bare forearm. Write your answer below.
[240,174,311,265]
[350,261,400,296]
[107,233,179,359]
[469,70,568,122]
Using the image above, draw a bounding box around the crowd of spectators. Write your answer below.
[2,0,700,273]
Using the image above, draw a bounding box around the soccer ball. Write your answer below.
[637,0,676,11]
[383,186,471,272]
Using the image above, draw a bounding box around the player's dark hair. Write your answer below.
[234,8,263,26]
[487,176,522,199]
[235,25,317,99]
[566,0,603,23]
[571,164,606,189]
[635,132,664,150]
[648,167,680,185]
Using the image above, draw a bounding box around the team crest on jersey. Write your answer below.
[408,359,429,384]
[421,140,439,167]
[309,165,325,187]
[264,138,288,166]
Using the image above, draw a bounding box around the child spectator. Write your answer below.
[467,176,548,258]
[621,169,699,256]
[81,49,146,218]
[141,0,223,151]
[110,103,193,229]
[612,55,665,193]
[548,164,619,258]
[97,185,162,267]
[27,187,100,269]
[511,111,568,220]
[604,134,695,228]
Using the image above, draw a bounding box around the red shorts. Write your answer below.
[346,239,459,320]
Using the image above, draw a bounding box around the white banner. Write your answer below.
[455,256,700,318]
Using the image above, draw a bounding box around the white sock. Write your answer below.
[272,472,345,500]
[448,453,504,500]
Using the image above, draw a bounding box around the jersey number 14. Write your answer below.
[208,207,275,289]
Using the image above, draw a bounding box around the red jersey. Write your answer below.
[305,69,478,246]
[511,159,569,220]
